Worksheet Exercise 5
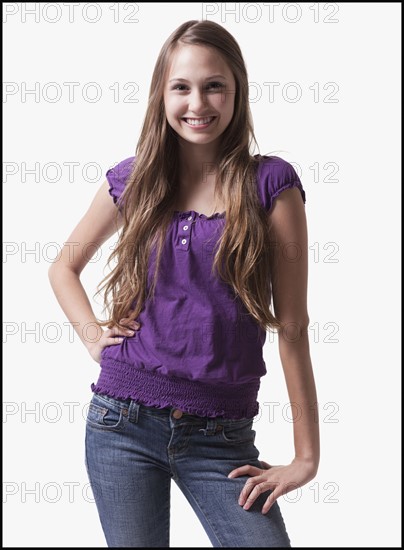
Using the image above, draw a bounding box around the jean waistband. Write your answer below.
[91,391,255,427]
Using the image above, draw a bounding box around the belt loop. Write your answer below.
[128,399,140,424]
[199,418,217,436]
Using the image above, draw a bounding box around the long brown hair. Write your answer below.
[94,20,282,334]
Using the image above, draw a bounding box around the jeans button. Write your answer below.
[172,409,183,419]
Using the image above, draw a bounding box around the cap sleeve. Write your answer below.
[105,156,136,211]
[256,155,306,212]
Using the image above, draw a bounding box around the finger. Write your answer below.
[239,475,281,506]
[109,326,122,336]
[120,318,141,329]
[105,327,123,337]
[238,475,268,506]
[105,327,135,346]
[107,333,134,345]
[242,478,280,510]
[240,480,269,510]
[261,488,282,514]
[108,337,124,345]
[102,332,125,347]
[126,310,138,322]
[228,464,263,479]
[108,326,135,339]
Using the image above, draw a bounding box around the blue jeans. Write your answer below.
[85,392,291,547]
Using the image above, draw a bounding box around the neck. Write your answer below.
[177,139,221,186]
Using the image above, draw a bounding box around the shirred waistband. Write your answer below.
[91,358,260,420]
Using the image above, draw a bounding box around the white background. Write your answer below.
[3,2,401,547]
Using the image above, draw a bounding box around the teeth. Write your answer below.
[184,117,214,126]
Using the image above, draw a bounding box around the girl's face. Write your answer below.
[164,44,236,147]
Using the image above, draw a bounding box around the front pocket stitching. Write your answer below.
[86,404,125,431]
[221,432,255,444]
[221,421,255,444]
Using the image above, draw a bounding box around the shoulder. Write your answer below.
[254,154,306,212]
[106,156,136,185]
[105,156,136,207]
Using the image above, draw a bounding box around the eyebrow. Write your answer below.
[169,75,227,83]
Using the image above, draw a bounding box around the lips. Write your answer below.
[182,116,216,126]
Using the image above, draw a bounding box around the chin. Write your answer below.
[182,135,219,145]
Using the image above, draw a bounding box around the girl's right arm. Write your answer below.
[48,179,137,363]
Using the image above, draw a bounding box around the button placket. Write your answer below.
[177,213,195,251]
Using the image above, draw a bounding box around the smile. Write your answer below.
[182,116,216,128]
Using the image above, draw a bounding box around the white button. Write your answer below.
[187,216,192,221]
[181,239,187,245]
[183,225,188,230]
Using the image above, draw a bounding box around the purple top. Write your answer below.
[91,155,306,419]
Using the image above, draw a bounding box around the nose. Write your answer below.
[188,87,208,113]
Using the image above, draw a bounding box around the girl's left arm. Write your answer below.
[269,186,320,469]
[228,187,320,513]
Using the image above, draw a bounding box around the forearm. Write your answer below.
[48,265,102,351]
[279,331,320,471]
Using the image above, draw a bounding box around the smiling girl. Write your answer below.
[49,19,319,548]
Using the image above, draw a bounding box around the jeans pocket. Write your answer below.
[86,398,125,432]
[220,418,256,445]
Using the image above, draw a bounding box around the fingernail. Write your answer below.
[127,330,134,335]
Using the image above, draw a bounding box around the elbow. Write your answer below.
[48,263,60,287]
[48,263,55,280]
[278,314,310,343]
[276,311,310,331]
[48,260,81,284]
[48,262,78,282]
[299,314,310,332]
[48,250,62,280]
[48,260,61,278]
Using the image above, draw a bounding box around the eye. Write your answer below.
[172,84,188,91]
[205,82,225,91]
